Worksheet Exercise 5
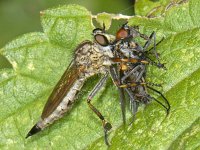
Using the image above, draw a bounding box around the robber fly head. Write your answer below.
[92,27,115,58]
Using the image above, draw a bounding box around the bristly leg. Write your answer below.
[147,86,170,116]
[147,37,164,53]
[143,31,166,69]
[86,72,112,145]
[143,31,160,62]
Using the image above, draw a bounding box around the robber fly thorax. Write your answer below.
[26,29,116,138]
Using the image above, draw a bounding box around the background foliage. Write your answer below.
[0,0,199,149]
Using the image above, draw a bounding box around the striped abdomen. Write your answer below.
[26,76,86,138]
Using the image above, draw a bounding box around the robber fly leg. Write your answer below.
[110,66,126,124]
[86,72,111,145]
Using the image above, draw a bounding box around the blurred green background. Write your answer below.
[0,0,134,68]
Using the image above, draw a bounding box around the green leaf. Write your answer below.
[0,1,200,150]
[134,0,187,17]
[135,0,170,16]
[96,13,112,30]
[0,54,12,69]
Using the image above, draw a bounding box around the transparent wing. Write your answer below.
[41,61,84,119]
[41,40,93,119]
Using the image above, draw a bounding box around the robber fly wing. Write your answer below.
[41,61,84,119]
[41,40,98,119]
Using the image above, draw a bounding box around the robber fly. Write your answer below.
[26,29,117,145]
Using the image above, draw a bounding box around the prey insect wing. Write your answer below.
[110,65,126,124]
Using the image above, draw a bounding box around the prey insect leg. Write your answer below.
[139,33,149,40]
[121,65,145,83]
[148,95,169,116]
[115,64,161,88]
[143,31,161,65]
[87,72,111,145]
[147,37,164,53]
[143,31,155,50]
[127,24,149,40]
[119,81,162,88]
[146,56,167,69]
[147,85,170,115]
[143,32,167,69]
[110,65,140,124]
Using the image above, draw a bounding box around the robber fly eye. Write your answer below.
[94,34,109,46]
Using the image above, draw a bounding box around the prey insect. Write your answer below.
[94,23,170,124]
[112,23,170,122]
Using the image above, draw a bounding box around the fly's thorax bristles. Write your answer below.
[113,39,144,60]
[95,43,114,58]
[107,34,115,43]
[75,41,113,76]
[129,41,137,49]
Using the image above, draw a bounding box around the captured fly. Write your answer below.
[94,23,170,124]
[112,23,170,122]
[26,32,116,145]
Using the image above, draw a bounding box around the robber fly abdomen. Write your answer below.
[26,40,114,138]
[27,76,86,136]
